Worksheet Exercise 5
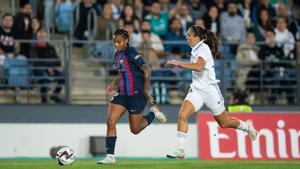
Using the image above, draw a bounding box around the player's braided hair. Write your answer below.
[113,28,129,42]
[190,25,220,59]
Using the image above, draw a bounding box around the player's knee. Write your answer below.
[130,127,141,135]
[106,117,117,127]
[178,113,189,122]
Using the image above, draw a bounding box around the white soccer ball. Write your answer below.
[55,146,75,166]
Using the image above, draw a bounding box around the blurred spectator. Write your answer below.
[257,0,277,20]
[220,1,246,56]
[253,8,274,42]
[29,29,65,103]
[258,29,284,68]
[0,13,20,55]
[220,1,247,43]
[228,89,253,112]
[0,13,22,66]
[258,29,285,104]
[97,3,118,40]
[133,0,144,20]
[238,0,256,29]
[95,3,118,58]
[145,1,169,38]
[160,0,176,13]
[73,0,100,47]
[236,32,260,92]
[289,2,300,40]
[44,0,54,33]
[31,17,42,40]
[187,0,207,20]
[13,2,32,58]
[275,17,295,58]
[119,4,140,32]
[55,0,73,33]
[124,21,141,47]
[277,3,293,26]
[111,0,123,20]
[164,18,190,54]
[163,47,190,76]
[140,19,165,55]
[194,18,205,28]
[203,5,220,35]
[137,30,160,68]
[176,4,193,36]
[214,0,226,13]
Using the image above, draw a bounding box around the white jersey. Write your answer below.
[190,40,219,89]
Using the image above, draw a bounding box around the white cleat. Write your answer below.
[166,149,185,159]
[97,154,116,164]
[246,120,258,141]
[151,105,167,123]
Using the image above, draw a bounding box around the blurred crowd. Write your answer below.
[0,0,299,104]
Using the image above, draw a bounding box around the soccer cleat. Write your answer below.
[166,149,185,159]
[97,154,116,164]
[151,105,167,123]
[246,120,258,141]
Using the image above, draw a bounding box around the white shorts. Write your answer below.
[185,84,225,116]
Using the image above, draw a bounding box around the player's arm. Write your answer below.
[106,75,119,95]
[140,64,155,105]
[167,57,205,72]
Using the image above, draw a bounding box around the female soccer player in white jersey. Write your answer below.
[166,25,258,159]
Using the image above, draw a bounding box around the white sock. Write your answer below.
[238,120,248,132]
[177,131,187,150]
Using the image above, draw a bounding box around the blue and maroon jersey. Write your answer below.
[113,46,146,96]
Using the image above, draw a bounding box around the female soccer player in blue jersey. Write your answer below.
[97,28,167,164]
[166,25,258,159]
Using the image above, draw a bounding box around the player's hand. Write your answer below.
[106,84,114,95]
[166,60,180,67]
[144,91,155,105]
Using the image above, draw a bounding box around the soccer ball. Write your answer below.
[55,146,75,166]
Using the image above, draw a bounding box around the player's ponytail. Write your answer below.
[205,30,220,59]
[190,25,220,59]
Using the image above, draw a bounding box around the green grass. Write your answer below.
[0,159,299,169]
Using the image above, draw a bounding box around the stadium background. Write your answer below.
[0,0,300,164]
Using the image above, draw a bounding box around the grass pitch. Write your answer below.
[0,159,299,169]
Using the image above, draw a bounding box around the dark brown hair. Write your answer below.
[190,25,220,59]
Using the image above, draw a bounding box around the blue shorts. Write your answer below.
[110,94,147,114]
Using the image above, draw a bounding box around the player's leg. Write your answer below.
[128,113,149,135]
[127,95,167,134]
[214,111,257,140]
[177,100,196,133]
[166,100,195,159]
[167,87,202,159]
[205,84,258,141]
[97,97,127,164]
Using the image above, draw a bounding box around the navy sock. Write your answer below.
[143,112,155,125]
[106,136,117,155]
